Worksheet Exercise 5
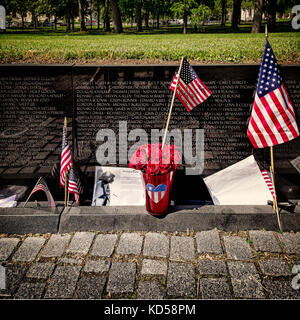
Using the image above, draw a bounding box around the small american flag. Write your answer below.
[247,39,299,148]
[261,169,277,201]
[31,178,56,208]
[60,126,73,188]
[68,168,79,205]
[170,58,212,112]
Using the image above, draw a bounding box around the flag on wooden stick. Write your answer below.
[247,39,299,148]
[60,125,73,188]
[170,58,211,112]
[68,168,79,205]
[261,169,277,201]
[28,177,56,208]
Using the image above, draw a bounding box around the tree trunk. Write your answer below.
[111,0,123,33]
[145,9,149,28]
[156,11,159,28]
[78,0,87,31]
[32,13,37,29]
[231,0,242,28]
[183,10,188,34]
[66,6,71,31]
[221,0,227,27]
[97,5,100,29]
[104,0,111,31]
[251,0,264,33]
[136,1,142,32]
[90,12,93,29]
[21,15,25,29]
[266,0,276,31]
[54,15,57,31]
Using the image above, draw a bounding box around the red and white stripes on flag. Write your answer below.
[31,178,56,208]
[247,40,299,148]
[60,126,73,188]
[261,169,276,200]
[68,168,79,205]
[170,58,212,112]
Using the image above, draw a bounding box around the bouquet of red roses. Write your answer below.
[129,143,181,175]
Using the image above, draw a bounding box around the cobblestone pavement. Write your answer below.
[1,229,300,300]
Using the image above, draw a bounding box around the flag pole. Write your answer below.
[265,24,282,232]
[162,56,185,149]
[23,177,42,208]
[64,117,68,208]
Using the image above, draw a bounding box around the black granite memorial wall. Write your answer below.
[0,64,299,202]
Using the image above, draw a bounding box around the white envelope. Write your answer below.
[203,155,273,205]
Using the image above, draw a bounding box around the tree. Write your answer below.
[191,4,212,26]
[231,0,242,28]
[265,0,277,30]
[111,0,123,33]
[221,0,227,26]
[251,0,263,32]
[171,0,197,34]
[78,0,87,31]
[104,0,110,31]
[135,0,142,31]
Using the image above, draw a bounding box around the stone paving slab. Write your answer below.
[249,230,282,253]
[90,234,118,257]
[12,237,46,262]
[231,276,265,299]
[278,233,300,254]
[143,233,169,258]
[227,261,264,299]
[223,236,253,260]
[67,232,95,255]
[14,282,46,299]
[141,259,167,276]
[137,280,166,299]
[198,260,228,275]
[0,238,20,261]
[117,233,143,256]
[258,259,292,276]
[1,229,300,300]
[227,261,258,278]
[75,276,106,299]
[84,260,110,274]
[106,262,136,294]
[167,262,196,298]
[170,236,195,261]
[196,230,223,254]
[44,265,82,299]
[40,234,71,258]
[263,280,300,299]
[0,264,28,296]
[200,278,232,299]
[26,262,55,279]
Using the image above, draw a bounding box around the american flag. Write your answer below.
[261,169,276,201]
[170,58,212,112]
[60,125,73,188]
[68,168,79,205]
[31,178,56,208]
[247,39,299,148]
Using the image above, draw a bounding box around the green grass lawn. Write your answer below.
[0,25,299,64]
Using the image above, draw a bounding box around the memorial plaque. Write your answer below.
[0,64,299,202]
[0,65,73,177]
[73,65,300,199]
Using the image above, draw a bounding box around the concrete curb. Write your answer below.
[58,205,300,233]
[0,202,64,234]
[1,204,299,235]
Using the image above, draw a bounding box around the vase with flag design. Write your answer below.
[129,143,181,216]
